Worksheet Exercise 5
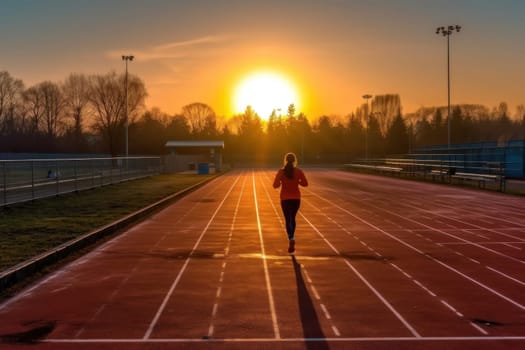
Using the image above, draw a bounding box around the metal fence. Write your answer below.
[1,156,161,207]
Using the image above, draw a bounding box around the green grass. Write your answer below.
[0,174,213,272]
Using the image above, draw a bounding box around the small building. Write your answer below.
[164,140,224,173]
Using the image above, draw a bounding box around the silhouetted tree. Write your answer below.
[181,102,217,138]
[236,106,264,162]
[89,71,147,156]
[62,73,91,152]
[371,94,402,136]
[385,113,409,155]
[0,71,24,136]
[347,114,364,159]
[131,112,163,154]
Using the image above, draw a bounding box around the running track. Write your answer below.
[1,169,524,350]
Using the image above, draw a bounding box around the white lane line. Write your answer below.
[440,300,463,317]
[261,171,340,337]
[502,242,522,250]
[310,285,321,300]
[320,304,332,319]
[45,336,525,343]
[252,171,280,339]
[470,322,489,335]
[302,268,313,283]
[486,266,525,286]
[208,175,246,338]
[412,280,437,297]
[301,214,422,338]
[390,263,412,279]
[404,203,525,245]
[407,209,525,263]
[308,191,525,312]
[143,174,241,340]
[429,256,525,311]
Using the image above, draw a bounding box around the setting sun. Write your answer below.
[233,71,300,119]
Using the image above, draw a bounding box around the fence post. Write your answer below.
[31,160,35,200]
[2,161,6,205]
[74,159,78,192]
[55,160,59,196]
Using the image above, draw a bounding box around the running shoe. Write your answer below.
[288,239,295,253]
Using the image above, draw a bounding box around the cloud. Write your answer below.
[106,34,233,62]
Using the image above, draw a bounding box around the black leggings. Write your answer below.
[281,199,301,240]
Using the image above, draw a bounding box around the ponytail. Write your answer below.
[283,153,296,179]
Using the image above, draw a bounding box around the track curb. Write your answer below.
[0,174,220,291]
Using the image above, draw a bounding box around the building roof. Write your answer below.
[165,140,224,148]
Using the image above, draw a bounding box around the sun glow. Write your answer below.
[233,71,299,119]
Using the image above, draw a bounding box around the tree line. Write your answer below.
[1,70,524,163]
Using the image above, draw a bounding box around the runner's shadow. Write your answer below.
[292,255,330,350]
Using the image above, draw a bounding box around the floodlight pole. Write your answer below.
[436,25,461,149]
[362,94,373,160]
[122,55,134,159]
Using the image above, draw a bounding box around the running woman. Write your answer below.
[273,152,308,253]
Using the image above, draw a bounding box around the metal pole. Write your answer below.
[122,55,134,165]
[436,25,460,149]
[2,162,6,205]
[125,60,129,159]
[362,94,372,160]
[31,161,35,201]
[447,33,451,149]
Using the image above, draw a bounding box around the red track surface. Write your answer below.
[1,169,524,349]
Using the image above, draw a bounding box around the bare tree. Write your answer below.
[62,73,91,139]
[39,81,65,138]
[89,71,147,156]
[181,102,217,136]
[371,94,402,136]
[22,85,45,135]
[0,71,24,135]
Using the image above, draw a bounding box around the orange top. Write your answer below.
[273,167,308,200]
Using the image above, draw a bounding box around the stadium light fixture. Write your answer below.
[436,25,461,149]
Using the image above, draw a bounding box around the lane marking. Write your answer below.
[252,170,280,339]
[390,263,412,279]
[307,190,525,311]
[310,285,321,300]
[143,174,241,340]
[440,300,463,317]
[45,335,525,343]
[260,170,340,337]
[486,266,525,286]
[502,242,522,250]
[208,174,246,338]
[400,203,525,253]
[410,279,436,297]
[301,214,422,338]
[469,322,489,335]
[320,304,331,319]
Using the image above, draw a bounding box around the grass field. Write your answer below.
[0,173,213,272]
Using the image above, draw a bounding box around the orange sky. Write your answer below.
[1,1,524,120]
